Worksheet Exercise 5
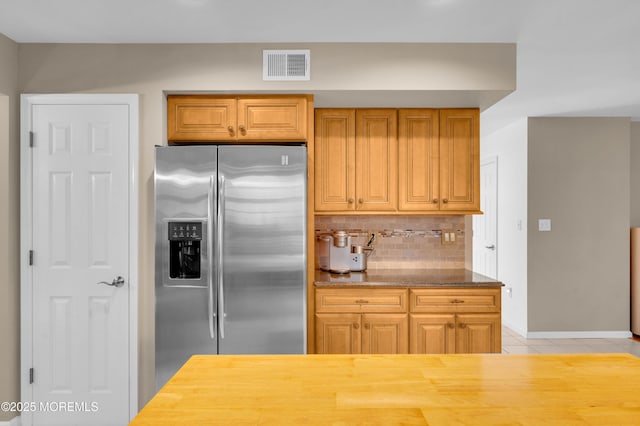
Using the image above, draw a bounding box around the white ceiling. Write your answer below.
[1,0,639,136]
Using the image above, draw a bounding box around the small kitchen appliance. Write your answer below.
[317,231,367,273]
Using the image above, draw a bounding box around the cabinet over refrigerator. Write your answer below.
[154,145,307,390]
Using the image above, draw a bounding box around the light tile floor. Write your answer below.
[502,327,640,357]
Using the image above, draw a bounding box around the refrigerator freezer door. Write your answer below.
[154,146,218,391]
[218,145,307,354]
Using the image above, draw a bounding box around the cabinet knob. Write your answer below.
[348,198,354,204]
[442,198,449,204]
[353,323,360,330]
[227,126,235,135]
[432,198,438,204]
[447,322,455,329]
[239,125,247,135]
[459,323,467,329]
[364,323,370,330]
[358,198,363,204]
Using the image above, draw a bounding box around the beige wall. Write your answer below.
[0,33,19,423]
[528,117,631,332]
[13,42,516,406]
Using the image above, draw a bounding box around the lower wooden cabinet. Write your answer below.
[410,313,501,354]
[314,286,501,355]
[315,313,408,354]
[363,314,409,354]
[314,288,409,354]
[456,313,501,353]
[409,288,501,354]
[315,313,361,354]
[409,313,456,354]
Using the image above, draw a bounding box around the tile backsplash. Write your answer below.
[315,215,465,269]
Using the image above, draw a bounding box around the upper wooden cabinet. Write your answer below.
[398,109,440,212]
[438,109,480,212]
[356,110,397,211]
[314,109,356,211]
[314,109,397,212]
[316,107,480,214]
[167,95,310,142]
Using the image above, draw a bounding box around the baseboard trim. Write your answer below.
[0,415,21,426]
[527,330,633,339]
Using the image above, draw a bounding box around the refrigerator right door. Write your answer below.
[217,145,307,354]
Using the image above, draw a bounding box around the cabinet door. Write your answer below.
[167,96,236,142]
[315,314,361,354]
[314,109,356,211]
[361,314,408,354]
[439,109,480,212]
[237,97,308,141]
[398,109,440,211]
[455,313,501,354]
[355,109,397,211]
[410,314,456,354]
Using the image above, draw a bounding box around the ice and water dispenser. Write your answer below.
[168,221,203,280]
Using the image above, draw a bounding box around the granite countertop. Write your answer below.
[314,268,503,288]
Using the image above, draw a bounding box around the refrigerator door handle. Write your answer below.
[208,175,216,340]
[217,174,226,339]
[207,176,216,340]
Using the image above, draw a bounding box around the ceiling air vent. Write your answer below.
[263,49,310,81]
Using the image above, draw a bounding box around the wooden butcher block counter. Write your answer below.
[130,353,640,425]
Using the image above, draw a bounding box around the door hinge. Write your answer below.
[29,131,34,147]
[29,368,34,384]
[29,250,34,266]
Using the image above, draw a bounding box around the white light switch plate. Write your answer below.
[538,219,552,232]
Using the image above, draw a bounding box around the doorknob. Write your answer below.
[485,245,496,250]
[98,276,125,288]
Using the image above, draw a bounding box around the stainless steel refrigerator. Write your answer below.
[154,145,307,391]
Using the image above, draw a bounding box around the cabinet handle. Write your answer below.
[432,198,438,204]
[358,198,363,204]
[348,198,354,204]
[227,126,234,135]
[353,323,360,330]
[355,299,369,304]
[447,322,455,329]
[239,125,247,135]
[364,323,370,330]
[450,299,465,304]
[442,198,449,204]
[459,323,467,329]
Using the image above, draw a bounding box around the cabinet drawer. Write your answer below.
[316,288,408,313]
[410,288,500,313]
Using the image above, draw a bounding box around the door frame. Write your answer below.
[20,94,139,421]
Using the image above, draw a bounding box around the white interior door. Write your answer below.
[473,158,498,279]
[21,95,138,426]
